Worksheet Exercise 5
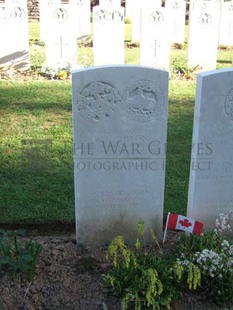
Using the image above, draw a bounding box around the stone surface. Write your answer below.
[187,0,220,71]
[131,0,162,42]
[140,4,171,70]
[99,0,121,6]
[72,65,168,244]
[0,0,30,71]
[218,1,233,46]
[70,0,91,38]
[93,5,124,65]
[43,2,77,68]
[165,0,186,44]
[39,0,60,41]
[187,68,233,235]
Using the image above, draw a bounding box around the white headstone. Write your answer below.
[125,0,133,18]
[72,65,169,244]
[140,5,171,70]
[165,0,186,44]
[44,3,77,68]
[39,0,60,41]
[99,0,121,6]
[131,0,161,42]
[0,0,30,71]
[131,0,142,42]
[187,0,221,71]
[70,0,91,38]
[187,68,233,235]
[218,1,233,46]
[93,5,124,65]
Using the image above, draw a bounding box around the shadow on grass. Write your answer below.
[0,80,72,113]
[0,139,75,225]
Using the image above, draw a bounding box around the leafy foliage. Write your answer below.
[173,231,233,303]
[0,229,42,281]
[102,223,201,309]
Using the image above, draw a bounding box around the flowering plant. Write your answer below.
[215,211,233,234]
[174,226,233,303]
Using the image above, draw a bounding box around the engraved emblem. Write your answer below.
[173,2,179,10]
[0,7,6,20]
[122,80,164,123]
[198,13,212,26]
[53,8,68,22]
[76,0,83,5]
[224,88,233,121]
[94,9,123,22]
[77,82,122,122]
[9,7,26,21]
[150,11,164,23]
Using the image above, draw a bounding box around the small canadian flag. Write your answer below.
[163,212,203,243]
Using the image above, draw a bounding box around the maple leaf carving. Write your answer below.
[179,218,192,228]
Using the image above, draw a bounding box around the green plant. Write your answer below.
[215,211,233,234]
[0,229,42,281]
[102,223,199,310]
[171,59,198,80]
[124,17,131,24]
[173,230,233,303]
[39,63,72,80]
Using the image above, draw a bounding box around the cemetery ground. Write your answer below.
[1,22,233,309]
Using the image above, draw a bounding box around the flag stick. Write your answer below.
[163,212,170,244]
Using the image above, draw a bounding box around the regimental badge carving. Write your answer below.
[53,8,68,22]
[76,0,83,5]
[122,80,164,123]
[150,11,164,23]
[198,13,212,26]
[94,9,123,22]
[173,2,179,10]
[77,82,122,122]
[9,7,25,21]
[224,88,233,121]
[0,7,6,20]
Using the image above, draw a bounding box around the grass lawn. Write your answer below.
[0,22,232,225]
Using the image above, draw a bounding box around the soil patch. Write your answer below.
[0,226,231,310]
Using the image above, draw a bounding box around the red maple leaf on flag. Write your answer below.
[179,218,192,228]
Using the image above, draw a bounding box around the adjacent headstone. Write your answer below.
[131,0,161,42]
[218,1,233,46]
[99,0,121,6]
[39,0,60,41]
[72,65,169,244]
[44,3,77,68]
[93,5,124,65]
[187,0,221,70]
[131,0,142,42]
[0,0,30,71]
[140,5,171,70]
[187,68,233,235]
[165,0,186,44]
[125,0,133,18]
[70,0,91,38]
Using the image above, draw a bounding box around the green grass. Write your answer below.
[0,22,232,225]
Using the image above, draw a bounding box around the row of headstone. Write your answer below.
[42,0,231,70]
[72,65,233,244]
[0,0,233,71]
